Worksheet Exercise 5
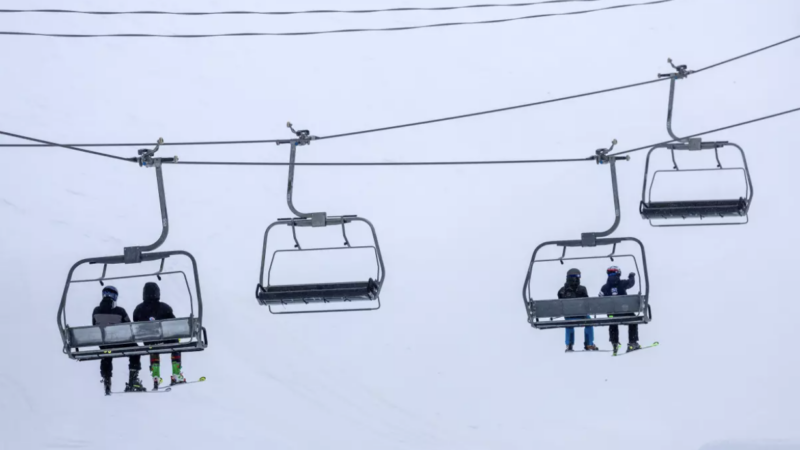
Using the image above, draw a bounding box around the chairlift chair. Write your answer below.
[522,142,652,329]
[640,60,754,226]
[57,140,208,361]
[255,124,386,314]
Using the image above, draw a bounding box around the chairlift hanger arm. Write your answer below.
[275,122,328,225]
[580,140,629,246]
[657,59,727,150]
[124,138,179,261]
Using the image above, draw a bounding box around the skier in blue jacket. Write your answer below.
[600,266,640,354]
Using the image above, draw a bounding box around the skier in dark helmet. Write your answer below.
[558,268,598,352]
[600,266,640,354]
[92,286,146,395]
[133,281,187,389]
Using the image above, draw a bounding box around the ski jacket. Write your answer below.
[92,298,132,326]
[599,275,636,297]
[133,299,176,322]
[557,284,589,299]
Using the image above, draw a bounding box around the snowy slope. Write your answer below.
[1,1,800,449]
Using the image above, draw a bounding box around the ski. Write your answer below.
[109,387,171,395]
[613,341,659,357]
[158,376,206,390]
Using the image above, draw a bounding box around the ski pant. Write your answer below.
[609,314,638,344]
[565,316,594,346]
[143,340,181,376]
[149,352,181,367]
[98,345,141,378]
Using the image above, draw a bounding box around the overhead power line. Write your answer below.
[0,0,674,39]
[2,31,797,150]
[0,1,620,16]
[608,106,800,157]
[0,78,668,147]
[0,131,134,162]
[2,106,797,167]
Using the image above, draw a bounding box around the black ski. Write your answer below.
[110,387,171,395]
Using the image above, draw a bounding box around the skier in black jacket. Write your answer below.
[600,266,640,354]
[92,286,146,394]
[133,282,186,388]
[558,268,598,352]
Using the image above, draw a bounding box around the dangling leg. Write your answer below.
[150,354,161,390]
[100,357,113,396]
[609,325,621,355]
[565,327,575,352]
[584,319,598,351]
[627,325,641,352]
[126,355,145,392]
[170,352,185,385]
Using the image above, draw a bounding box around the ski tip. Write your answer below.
[199,376,206,382]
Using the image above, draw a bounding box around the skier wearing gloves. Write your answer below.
[133,281,187,389]
[91,286,146,395]
[558,268,598,352]
[600,266,640,354]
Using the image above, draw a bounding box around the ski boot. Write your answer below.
[170,361,187,385]
[565,344,574,352]
[125,370,147,393]
[627,342,642,353]
[611,342,621,356]
[584,344,599,351]
[150,363,163,391]
[102,376,112,396]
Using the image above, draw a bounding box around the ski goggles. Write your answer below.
[102,288,119,301]
[607,270,621,276]
[567,274,581,278]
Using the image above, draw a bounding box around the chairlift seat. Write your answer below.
[59,250,208,362]
[640,198,747,219]
[65,317,206,361]
[257,278,379,305]
[529,294,649,330]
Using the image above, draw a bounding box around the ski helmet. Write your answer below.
[567,268,581,278]
[143,282,160,301]
[607,266,621,276]
[102,285,119,301]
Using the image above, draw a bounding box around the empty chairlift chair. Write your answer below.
[57,140,208,361]
[522,143,652,329]
[640,60,753,226]
[255,124,386,314]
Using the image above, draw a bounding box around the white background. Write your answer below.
[1,1,799,449]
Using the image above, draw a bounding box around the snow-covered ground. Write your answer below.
[1,1,799,449]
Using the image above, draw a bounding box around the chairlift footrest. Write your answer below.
[640,198,748,219]
[257,279,379,305]
[532,315,648,330]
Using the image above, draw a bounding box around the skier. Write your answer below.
[558,268,598,352]
[133,281,186,389]
[91,285,146,395]
[600,266,640,354]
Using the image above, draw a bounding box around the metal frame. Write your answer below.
[255,123,386,314]
[57,139,207,361]
[522,142,652,329]
[640,60,754,227]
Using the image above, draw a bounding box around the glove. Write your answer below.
[629,272,636,278]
